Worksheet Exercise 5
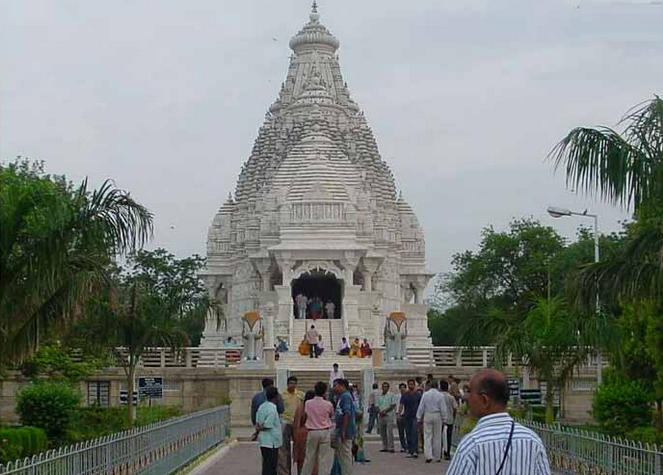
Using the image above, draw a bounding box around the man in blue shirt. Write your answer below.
[399,378,422,458]
[255,386,283,475]
[251,378,285,426]
[333,378,356,475]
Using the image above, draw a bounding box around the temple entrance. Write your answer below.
[291,271,342,319]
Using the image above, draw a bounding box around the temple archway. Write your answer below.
[291,270,342,319]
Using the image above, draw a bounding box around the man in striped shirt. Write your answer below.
[446,369,551,475]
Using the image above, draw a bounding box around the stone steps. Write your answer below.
[292,319,344,352]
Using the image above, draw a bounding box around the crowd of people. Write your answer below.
[294,293,336,320]
[251,367,553,475]
[294,326,373,359]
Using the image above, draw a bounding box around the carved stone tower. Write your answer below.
[200,3,432,350]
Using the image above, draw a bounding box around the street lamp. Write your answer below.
[546,206,599,264]
[547,205,602,383]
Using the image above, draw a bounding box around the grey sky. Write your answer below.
[2,0,662,281]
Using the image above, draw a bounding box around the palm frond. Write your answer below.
[549,96,663,210]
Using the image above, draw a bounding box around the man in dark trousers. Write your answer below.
[251,377,285,426]
[400,378,422,458]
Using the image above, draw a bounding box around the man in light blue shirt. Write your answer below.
[255,386,283,475]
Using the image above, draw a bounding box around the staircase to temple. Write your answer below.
[292,318,344,351]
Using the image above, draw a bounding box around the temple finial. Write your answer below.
[312,1,318,13]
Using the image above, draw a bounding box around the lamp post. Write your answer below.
[547,206,602,384]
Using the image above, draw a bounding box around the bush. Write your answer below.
[68,407,126,442]
[134,405,183,427]
[16,382,80,442]
[0,426,48,462]
[592,379,652,437]
[626,426,663,445]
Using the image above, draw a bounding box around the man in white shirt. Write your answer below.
[446,369,551,475]
[416,379,447,463]
[329,363,345,389]
[366,383,380,434]
[306,325,319,359]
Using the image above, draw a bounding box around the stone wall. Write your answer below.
[0,366,595,425]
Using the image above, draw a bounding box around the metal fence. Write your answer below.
[0,406,230,475]
[521,420,663,475]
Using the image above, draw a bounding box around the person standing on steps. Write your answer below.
[316,335,325,356]
[446,369,551,475]
[400,378,422,459]
[416,379,446,463]
[279,376,304,475]
[307,325,319,359]
[377,381,398,453]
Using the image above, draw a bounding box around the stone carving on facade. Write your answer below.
[384,312,408,362]
[241,311,264,361]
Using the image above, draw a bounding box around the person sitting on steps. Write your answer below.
[349,338,362,358]
[337,337,350,356]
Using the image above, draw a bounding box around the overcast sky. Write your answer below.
[2,0,662,282]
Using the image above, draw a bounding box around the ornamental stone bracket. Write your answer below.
[400,273,435,304]
[250,253,275,291]
[360,254,384,292]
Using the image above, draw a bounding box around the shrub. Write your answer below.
[626,426,663,445]
[16,382,80,442]
[592,379,652,437]
[0,426,48,462]
[134,405,183,427]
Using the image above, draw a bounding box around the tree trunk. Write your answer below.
[656,399,663,430]
[545,379,555,425]
[127,360,136,429]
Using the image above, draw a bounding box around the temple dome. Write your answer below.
[289,4,340,54]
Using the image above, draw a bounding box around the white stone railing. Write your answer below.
[407,346,608,372]
[109,347,243,368]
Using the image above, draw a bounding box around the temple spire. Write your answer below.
[311,1,318,13]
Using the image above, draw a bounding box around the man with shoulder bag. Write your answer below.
[445,369,551,475]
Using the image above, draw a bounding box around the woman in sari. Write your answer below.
[360,339,372,358]
[293,390,316,475]
[348,338,362,358]
[298,333,310,356]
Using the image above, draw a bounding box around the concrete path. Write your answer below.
[197,441,451,475]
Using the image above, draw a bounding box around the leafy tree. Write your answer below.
[443,218,565,312]
[0,159,153,367]
[124,249,210,345]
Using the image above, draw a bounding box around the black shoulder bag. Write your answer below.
[495,421,515,475]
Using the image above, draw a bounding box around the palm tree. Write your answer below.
[458,296,613,423]
[84,281,190,427]
[0,160,153,367]
[550,96,663,303]
[550,95,663,211]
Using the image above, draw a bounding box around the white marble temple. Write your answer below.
[200,3,433,350]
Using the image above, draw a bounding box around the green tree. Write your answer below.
[458,295,612,423]
[0,159,153,367]
[124,249,210,345]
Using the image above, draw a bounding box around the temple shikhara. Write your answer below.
[200,3,433,358]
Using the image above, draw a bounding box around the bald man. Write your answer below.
[446,369,551,475]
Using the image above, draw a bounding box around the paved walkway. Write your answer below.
[198,441,451,475]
